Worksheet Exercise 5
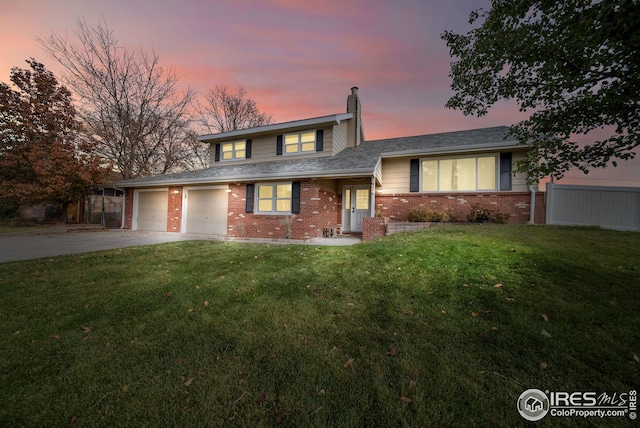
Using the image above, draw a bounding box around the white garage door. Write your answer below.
[136,190,168,231]
[185,188,228,235]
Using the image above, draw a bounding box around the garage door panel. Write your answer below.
[137,191,168,231]
[186,189,227,235]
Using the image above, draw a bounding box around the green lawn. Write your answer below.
[1,225,638,427]
[0,220,49,234]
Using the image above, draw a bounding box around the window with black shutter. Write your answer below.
[315,130,324,152]
[499,153,513,191]
[292,182,301,214]
[245,184,254,213]
[409,159,420,192]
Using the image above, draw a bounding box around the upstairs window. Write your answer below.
[221,141,246,161]
[284,130,316,155]
[421,155,497,192]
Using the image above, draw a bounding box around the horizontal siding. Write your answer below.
[511,152,529,192]
[332,121,347,155]
[381,151,530,194]
[208,126,334,166]
[381,158,410,193]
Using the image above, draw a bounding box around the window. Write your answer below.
[284,130,316,155]
[256,183,292,214]
[421,156,497,192]
[221,141,246,161]
[355,188,369,210]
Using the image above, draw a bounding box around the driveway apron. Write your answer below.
[0,229,208,263]
[0,227,361,263]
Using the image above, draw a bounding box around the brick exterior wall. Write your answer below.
[124,188,134,229]
[363,217,389,241]
[167,186,183,232]
[227,179,340,240]
[124,185,545,238]
[374,192,546,224]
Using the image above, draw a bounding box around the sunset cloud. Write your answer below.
[1,0,638,185]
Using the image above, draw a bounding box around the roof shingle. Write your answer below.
[119,126,519,187]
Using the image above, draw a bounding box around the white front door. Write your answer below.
[343,186,370,233]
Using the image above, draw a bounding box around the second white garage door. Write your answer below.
[185,188,228,235]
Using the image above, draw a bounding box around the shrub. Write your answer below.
[0,201,19,219]
[408,207,457,223]
[408,208,430,222]
[466,203,511,224]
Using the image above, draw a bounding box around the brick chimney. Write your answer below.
[346,87,362,147]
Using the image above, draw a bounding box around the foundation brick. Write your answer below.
[375,192,546,224]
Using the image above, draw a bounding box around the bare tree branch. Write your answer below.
[38,17,198,179]
[198,85,274,134]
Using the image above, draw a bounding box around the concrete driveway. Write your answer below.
[0,225,360,263]
[0,227,217,263]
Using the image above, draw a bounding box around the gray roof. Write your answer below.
[119,126,521,187]
[197,113,353,143]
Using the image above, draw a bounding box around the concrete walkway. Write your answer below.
[0,225,361,263]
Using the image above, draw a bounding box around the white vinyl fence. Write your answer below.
[546,183,640,231]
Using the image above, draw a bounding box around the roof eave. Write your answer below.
[380,141,526,158]
[118,167,376,188]
[197,113,354,143]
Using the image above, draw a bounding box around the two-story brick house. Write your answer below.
[119,87,544,240]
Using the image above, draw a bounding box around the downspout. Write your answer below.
[101,188,106,227]
[112,186,126,229]
[529,184,536,224]
[370,176,376,219]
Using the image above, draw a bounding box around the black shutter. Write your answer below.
[246,139,252,159]
[409,159,420,192]
[245,184,254,213]
[276,135,283,155]
[214,143,221,162]
[499,152,512,191]
[316,130,324,152]
[291,182,301,214]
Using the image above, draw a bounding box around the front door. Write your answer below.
[343,186,370,233]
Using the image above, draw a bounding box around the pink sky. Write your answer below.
[1,0,638,186]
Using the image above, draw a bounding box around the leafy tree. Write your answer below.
[0,59,109,219]
[39,18,197,179]
[442,0,640,181]
[199,85,274,133]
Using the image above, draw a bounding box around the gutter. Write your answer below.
[380,141,524,159]
[116,167,377,188]
[197,113,353,142]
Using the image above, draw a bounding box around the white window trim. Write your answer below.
[283,130,316,156]
[420,154,498,193]
[255,182,293,215]
[220,140,246,161]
